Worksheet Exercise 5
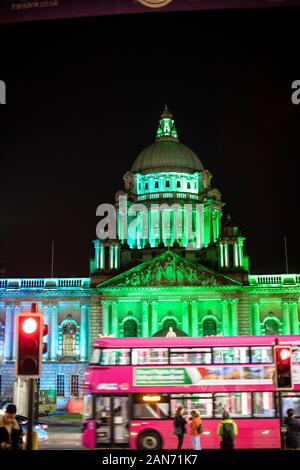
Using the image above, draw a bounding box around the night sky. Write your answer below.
[1,7,300,278]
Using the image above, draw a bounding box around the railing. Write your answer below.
[249,274,300,287]
[0,278,90,290]
[136,191,200,202]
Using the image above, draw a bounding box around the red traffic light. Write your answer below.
[279,348,291,361]
[23,317,38,334]
[274,345,293,390]
[16,313,43,378]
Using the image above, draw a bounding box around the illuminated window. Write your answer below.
[70,374,79,397]
[170,394,213,418]
[100,349,131,365]
[58,317,80,357]
[124,318,138,337]
[203,318,217,336]
[132,348,168,365]
[213,347,250,364]
[57,374,65,397]
[252,392,275,417]
[264,318,279,336]
[214,392,251,418]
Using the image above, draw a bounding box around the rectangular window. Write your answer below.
[214,392,251,418]
[213,347,250,364]
[292,346,300,363]
[165,180,170,188]
[282,393,300,417]
[100,349,131,365]
[170,394,213,418]
[250,346,273,363]
[252,392,276,417]
[132,348,168,365]
[133,394,169,419]
[90,348,101,365]
[57,374,65,397]
[170,348,211,365]
[70,374,79,398]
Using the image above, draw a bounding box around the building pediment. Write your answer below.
[98,251,240,288]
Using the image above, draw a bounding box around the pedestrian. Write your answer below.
[173,406,187,450]
[217,411,238,450]
[284,408,300,450]
[0,404,23,450]
[189,410,202,450]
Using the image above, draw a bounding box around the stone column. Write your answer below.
[221,300,229,336]
[102,301,109,335]
[151,301,158,336]
[251,302,261,336]
[50,305,58,361]
[230,299,239,336]
[281,302,291,335]
[182,300,189,335]
[224,242,229,268]
[4,305,12,361]
[141,301,149,337]
[12,306,20,360]
[43,304,50,361]
[111,301,119,337]
[80,304,87,361]
[93,239,100,270]
[290,302,299,335]
[191,301,198,336]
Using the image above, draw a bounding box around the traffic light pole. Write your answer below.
[26,378,34,450]
[275,338,287,450]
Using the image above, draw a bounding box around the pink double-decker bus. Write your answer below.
[81,336,300,450]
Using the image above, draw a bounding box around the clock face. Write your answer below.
[137,0,173,8]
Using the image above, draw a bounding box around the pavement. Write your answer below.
[38,416,84,450]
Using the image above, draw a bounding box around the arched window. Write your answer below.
[124,319,138,337]
[163,318,177,330]
[264,318,279,336]
[203,318,217,336]
[58,317,80,357]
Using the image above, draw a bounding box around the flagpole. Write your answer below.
[284,236,289,274]
[51,241,54,278]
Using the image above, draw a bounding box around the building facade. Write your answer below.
[1,107,300,408]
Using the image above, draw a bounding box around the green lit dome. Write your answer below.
[131,141,204,175]
[131,106,204,175]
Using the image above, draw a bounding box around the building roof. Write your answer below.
[131,106,204,175]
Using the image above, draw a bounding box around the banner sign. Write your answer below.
[134,365,300,386]
[0,0,299,25]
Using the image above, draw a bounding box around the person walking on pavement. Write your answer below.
[0,404,23,450]
[217,411,238,450]
[173,406,187,450]
[284,408,300,450]
[189,410,202,450]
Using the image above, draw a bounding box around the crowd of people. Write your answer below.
[173,406,300,451]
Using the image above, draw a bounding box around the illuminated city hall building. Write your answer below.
[1,107,300,408]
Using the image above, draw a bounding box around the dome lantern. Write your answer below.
[155,104,179,143]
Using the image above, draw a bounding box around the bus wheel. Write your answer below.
[137,431,162,450]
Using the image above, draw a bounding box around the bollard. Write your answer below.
[23,431,38,450]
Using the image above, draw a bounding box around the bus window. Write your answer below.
[292,346,300,363]
[170,394,213,418]
[214,392,251,418]
[82,393,93,420]
[282,393,300,417]
[213,347,250,364]
[132,348,168,365]
[133,395,169,419]
[252,392,276,417]
[250,346,273,363]
[100,349,131,365]
[90,348,101,365]
[170,348,211,365]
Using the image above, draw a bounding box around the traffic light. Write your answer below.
[16,313,43,378]
[42,324,48,356]
[274,345,293,390]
